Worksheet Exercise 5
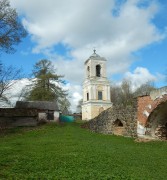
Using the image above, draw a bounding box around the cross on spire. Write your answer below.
[93,47,96,54]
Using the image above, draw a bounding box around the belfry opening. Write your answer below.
[96,65,101,77]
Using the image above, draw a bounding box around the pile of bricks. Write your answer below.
[155,126,167,140]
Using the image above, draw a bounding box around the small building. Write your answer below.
[0,108,38,128]
[15,101,60,122]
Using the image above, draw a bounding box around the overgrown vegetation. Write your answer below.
[110,79,155,106]
[0,123,167,179]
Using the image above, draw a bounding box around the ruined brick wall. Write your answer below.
[86,95,166,138]
[86,87,167,139]
[145,95,167,139]
[137,96,153,126]
[136,88,167,137]
[137,93,167,126]
[149,94,167,113]
[88,100,138,137]
[0,108,38,129]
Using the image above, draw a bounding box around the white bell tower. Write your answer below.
[82,50,112,120]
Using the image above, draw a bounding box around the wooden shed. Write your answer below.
[15,101,60,122]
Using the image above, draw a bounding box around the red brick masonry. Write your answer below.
[137,94,167,126]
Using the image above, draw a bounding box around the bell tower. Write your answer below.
[82,50,112,120]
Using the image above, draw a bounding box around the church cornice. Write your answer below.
[82,101,112,106]
[83,79,110,86]
[85,57,106,65]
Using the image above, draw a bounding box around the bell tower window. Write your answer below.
[98,91,102,100]
[96,65,101,77]
[87,66,90,77]
[87,93,89,101]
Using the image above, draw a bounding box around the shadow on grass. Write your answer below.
[0,121,79,138]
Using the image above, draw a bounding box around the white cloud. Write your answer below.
[8,0,167,110]
[0,78,32,107]
[63,83,82,112]
[111,66,165,92]
[10,0,166,85]
[124,67,157,90]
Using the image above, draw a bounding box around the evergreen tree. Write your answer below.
[27,59,68,103]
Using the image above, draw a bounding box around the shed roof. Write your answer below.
[15,101,59,111]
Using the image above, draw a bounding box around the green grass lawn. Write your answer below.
[0,122,167,179]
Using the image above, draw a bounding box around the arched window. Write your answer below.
[96,65,101,77]
[113,119,123,127]
[98,91,102,100]
[87,66,90,77]
[87,93,89,101]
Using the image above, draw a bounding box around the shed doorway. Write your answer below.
[47,111,54,120]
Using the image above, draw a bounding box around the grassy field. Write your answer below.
[0,122,167,179]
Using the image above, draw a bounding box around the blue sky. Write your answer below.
[1,36,44,76]
[1,0,167,110]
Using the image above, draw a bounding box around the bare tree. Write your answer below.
[111,79,133,106]
[58,96,71,115]
[120,79,133,106]
[110,85,122,105]
[0,0,27,54]
[111,80,156,107]
[0,63,22,104]
[76,99,82,113]
[134,81,155,97]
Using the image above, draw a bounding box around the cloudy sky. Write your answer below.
[1,0,167,111]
